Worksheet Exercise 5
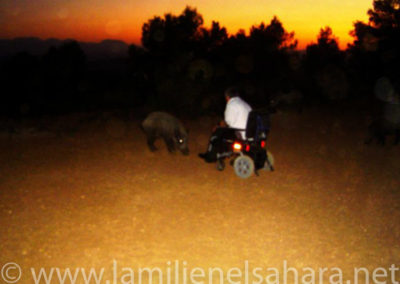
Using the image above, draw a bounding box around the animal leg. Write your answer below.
[164,137,176,153]
[147,135,157,152]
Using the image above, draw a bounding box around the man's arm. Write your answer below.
[224,101,237,127]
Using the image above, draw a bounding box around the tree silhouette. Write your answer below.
[317,27,339,48]
[349,21,378,51]
[245,17,298,104]
[178,6,204,41]
[42,41,86,87]
[348,0,400,97]
[200,21,228,52]
[127,44,153,106]
[141,6,203,57]
[138,7,300,113]
[2,52,39,116]
[249,16,297,51]
[305,27,342,70]
[350,0,400,55]
[368,0,400,30]
[41,41,86,112]
[304,27,347,100]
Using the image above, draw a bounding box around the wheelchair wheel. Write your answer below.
[233,155,254,179]
[216,159,225,171]
[263,151,275,171]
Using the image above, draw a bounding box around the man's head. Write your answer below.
[224,87,240,102]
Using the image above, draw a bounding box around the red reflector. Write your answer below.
[233,142,242,151]
[261,141,266,148]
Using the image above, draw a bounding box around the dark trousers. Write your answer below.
[205,127,238,160]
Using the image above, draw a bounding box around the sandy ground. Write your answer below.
[1,106,400,283]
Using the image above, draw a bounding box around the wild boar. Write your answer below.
[141,112,189,155]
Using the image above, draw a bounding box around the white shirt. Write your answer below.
[224,97,252,138]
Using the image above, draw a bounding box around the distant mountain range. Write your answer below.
[0,37,132,61]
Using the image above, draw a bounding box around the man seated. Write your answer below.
[198,87,252,163]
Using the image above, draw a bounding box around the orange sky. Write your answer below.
[0,0,372,50]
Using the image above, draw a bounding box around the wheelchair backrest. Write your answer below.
[245,110,271,140]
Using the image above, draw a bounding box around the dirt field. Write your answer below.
[1,106,400,283]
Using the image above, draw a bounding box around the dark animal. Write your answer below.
[365,119,400,145]
[142,112,189,155]
[269,90,303,113]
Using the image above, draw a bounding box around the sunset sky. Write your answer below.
[0,0,372,50]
